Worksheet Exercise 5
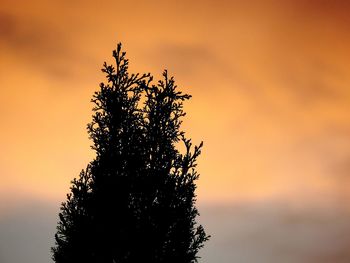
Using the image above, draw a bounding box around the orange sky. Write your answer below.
[2,1,350,262]
[1,0,350,208]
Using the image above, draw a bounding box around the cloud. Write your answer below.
[2,199,350,263]
[145,43,234,83]
[0,11,96,82]
[0,11,61,56]
[274,58,345,105]
[199,201,350,263]
[0,200,58,263]
[0,12,14,40]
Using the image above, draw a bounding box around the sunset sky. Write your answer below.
[1,1,350,262]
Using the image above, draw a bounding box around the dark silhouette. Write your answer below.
[52,43,209,263]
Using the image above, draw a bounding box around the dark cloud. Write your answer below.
[149,44,214,76]
[147,42,346,108]
[144,43,265,101]
[288,0,350,24]
[0,11,96,82]
[0,12,61,55]
[277,59,344,105]
[0,12,14,39]
[146,43,234,82]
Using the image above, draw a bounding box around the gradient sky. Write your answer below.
[1,1,350,262]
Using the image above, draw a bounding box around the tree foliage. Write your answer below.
[52,43,209,263]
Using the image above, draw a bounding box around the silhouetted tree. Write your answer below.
[52,43,209,263]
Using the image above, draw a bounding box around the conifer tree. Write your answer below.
[52,43,209,263]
